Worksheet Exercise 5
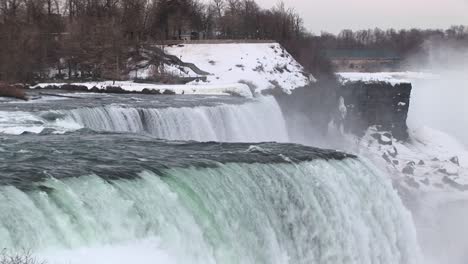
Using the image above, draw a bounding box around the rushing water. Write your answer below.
[0,93,288,142]
[0,92,422,263]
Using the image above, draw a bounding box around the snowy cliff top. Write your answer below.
[162,43,314,94]
[337,72,439,85]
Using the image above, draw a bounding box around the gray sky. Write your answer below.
[254,0,468,34]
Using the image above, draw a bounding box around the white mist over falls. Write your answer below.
[405,43,468,264]
[408,42,468,148]
[0,88,431,264]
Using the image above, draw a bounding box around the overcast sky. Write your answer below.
[254,0,468,34]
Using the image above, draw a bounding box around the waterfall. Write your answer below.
[0,158,421,264]
[57,96,289,142]
[0,93,424,264]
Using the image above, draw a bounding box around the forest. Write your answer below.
[1,0,467,82]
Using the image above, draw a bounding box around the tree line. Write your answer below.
[0,0,307,83]
[1,0,467,83]
[320,26,468,56]
[269,26,468,77]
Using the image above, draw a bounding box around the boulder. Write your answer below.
[105,86,126,93]
[402,165,415,175]
[162,89,176,95]
[450,156,460,166]
[61,84,88,91]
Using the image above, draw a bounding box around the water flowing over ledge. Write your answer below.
[1,96,290,143]
[59,96,288,142]
[0,92,422,264]
[0,136,420,263]
[0,132,354,187]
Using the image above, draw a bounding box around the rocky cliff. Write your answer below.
[338,81,411,141]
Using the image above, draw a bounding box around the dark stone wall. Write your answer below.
[339,81,411,141]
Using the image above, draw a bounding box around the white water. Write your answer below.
[0,96,290,142]
[0,160,421,264]
[0,95,425,263]
[63,96,289,142]
[0,111,80,135]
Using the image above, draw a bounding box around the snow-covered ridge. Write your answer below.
[160,43,314,94]
[338,72,439,85]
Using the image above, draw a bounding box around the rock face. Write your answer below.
[339,81,411,141]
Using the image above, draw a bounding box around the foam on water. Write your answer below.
[0,111,82,135]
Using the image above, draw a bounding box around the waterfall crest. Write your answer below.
[0,159,420,264]
[60,96,289,142]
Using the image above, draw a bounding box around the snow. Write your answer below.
[411,126,468,168]
[353,126,468,192]
[337,72,439,85]
[163,43,313,94]
[32,81,253,98]
[33,43,312,97]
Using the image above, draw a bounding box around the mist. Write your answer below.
[407,40,468,148]
[405,40,468,264]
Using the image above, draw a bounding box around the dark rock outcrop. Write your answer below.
[162,89,176,95]
[403,164,415,175]
[105,86,126,93]
[35,84,178,96]
[450,156,460,166]
[61,84,89,92]
[339,81,411,141]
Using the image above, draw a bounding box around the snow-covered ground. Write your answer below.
[161,43,313,94]
[32,81,253,98]
[33,43,313,97]
[354,127,468,191]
